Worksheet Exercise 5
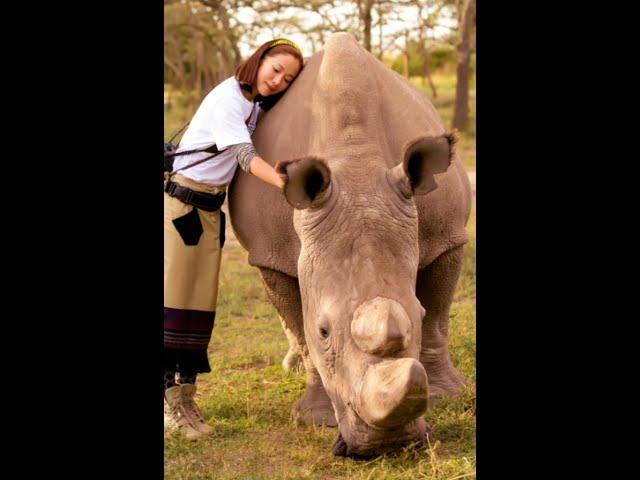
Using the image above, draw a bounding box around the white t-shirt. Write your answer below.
[173,76,262,186]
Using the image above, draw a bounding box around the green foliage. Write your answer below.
[390,42,458,77]
[408,73,476,143]
[429,44,457,71]
[164,1,240,96]
[390,41,424,77]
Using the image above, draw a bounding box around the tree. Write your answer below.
[164,0,246,100]
[410,0,451,99]
[164,0,471,108]
[357,0,374,52]
[452,0,475,131]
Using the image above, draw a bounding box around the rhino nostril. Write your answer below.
[320,327,329,338]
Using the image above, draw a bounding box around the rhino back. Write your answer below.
[229,34,470,276]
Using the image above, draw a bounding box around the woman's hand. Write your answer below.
[274,160,289,190]
[248,155,287,190]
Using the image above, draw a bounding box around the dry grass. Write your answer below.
[164,196,476,479]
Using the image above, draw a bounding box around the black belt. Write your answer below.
[164,180,226,212]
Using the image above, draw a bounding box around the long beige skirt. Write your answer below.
[164,173,226,373]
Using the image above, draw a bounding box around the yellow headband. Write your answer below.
[269,39,302,54]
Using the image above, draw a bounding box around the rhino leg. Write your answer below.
[416,245,468,405]
[278,315,304,372]
[258,268,338,427]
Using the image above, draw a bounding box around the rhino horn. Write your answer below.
[351,297,412,356]
[356,358,428,428]
[276,156,332,209]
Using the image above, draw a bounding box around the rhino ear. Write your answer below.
[390,132,456,197]
[276,156,332,209]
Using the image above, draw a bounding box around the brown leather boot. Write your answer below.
[164,386,201,441]
[181,384,214,435]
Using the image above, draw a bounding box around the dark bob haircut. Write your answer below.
[235,39,304,111]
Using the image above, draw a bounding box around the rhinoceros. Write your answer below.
[228,32,472,457]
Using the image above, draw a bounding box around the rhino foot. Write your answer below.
[281,348,304,372]
[425,365,468,406]
[291,393,337,427]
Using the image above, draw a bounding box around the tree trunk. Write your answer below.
[421,50,437,99]
[403,32,410,79]
[377,4,384,60]
[359,0,374,52]
[164,54,186,90]
[452,0,476,131]
[195,38,203,96]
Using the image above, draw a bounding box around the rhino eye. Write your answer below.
[319,327,329,338]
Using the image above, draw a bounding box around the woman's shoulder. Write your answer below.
[213,76,239,94]
[205,77,252,107]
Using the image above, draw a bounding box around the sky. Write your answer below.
[234,4,457,58]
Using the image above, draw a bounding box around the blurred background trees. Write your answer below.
[164,0,475,132]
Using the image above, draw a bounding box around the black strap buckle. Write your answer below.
[164,180,225,212]
[182,188,194,205]
[164,180,176,195]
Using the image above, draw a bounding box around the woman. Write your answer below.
[164,39,304,440]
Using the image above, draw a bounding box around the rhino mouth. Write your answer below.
[330,357,430,457]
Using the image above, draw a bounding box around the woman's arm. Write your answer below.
[231,142,286,190]
[247,155,285,190]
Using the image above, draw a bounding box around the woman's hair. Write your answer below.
[235,39,304,111]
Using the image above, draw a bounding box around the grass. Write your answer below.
[164,69,476,479]
[164,195,476,479]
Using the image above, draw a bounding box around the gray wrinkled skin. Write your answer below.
[228,33,471,457]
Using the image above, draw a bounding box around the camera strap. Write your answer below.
[165,121,222,175]
[170,147,222,175]
[168,121,190,144]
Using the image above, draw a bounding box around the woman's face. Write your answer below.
[255,52,301,97]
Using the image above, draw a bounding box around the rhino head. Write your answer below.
[276,133,454,457]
